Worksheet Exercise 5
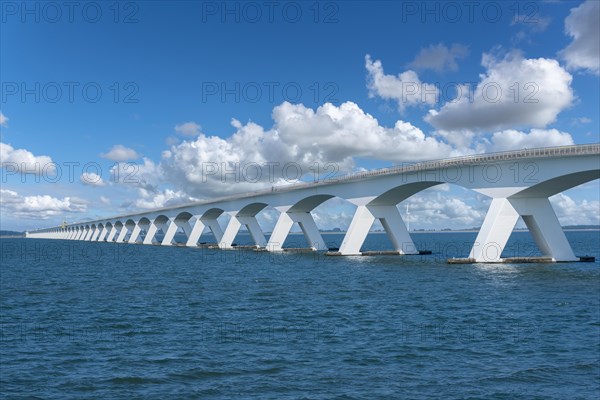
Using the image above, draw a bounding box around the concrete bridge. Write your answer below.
[26,144,600,262]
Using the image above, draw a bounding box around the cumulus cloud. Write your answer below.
[0,189,87,219]
[408,43,469,72]
[110,157,162,191]
[0,111,8,127]
[559,0,600,74]
[133,188,196,209]
[174,121,202,136]
[100,144,140,162]
[80,172,106,187]
[425,52,574,133]
[365,55,438,112]
[404,192,485,229]
[486,128,574,152]
[0,142,54,174]
[159,101,457,198]
[550,193,600,226]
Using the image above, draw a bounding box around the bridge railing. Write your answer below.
[280,142,600,188]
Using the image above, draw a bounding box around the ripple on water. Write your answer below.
[1,232,599,399]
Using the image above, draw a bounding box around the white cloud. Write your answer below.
[365,55,438,112]
[160,101,457,198]
[425,52,574,133]
[174,121,202,136]
[80,172,106,187]
[110,157,162,191]
[0,142,54,174]
[0,189,87,219]
[100,144,140,162]
[100,196,111,205]
[408,43,469,72]
[0,111,8,127]
[511,14,551,32]
[486,128,574,152]
[550,193,600,226]
[559,0,600,75]
[572,117,592,125]
[405,192,485,229]
[134,188,196,209]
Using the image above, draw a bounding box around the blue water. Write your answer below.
[1,231,599,399]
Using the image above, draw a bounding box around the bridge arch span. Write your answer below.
[512,170,600,198]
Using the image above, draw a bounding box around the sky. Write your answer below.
[1,0,599,232]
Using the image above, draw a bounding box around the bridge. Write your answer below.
[26,144,600,262]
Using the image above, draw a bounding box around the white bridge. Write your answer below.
[26,144,600,262]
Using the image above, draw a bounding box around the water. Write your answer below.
[1,231,599,399]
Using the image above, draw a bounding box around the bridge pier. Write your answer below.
[185,218,206,247]
[161,218,180,246]
[338,204,417,256]
[220,212,267,249]
[142,221,160,245]
[106,225,118,242]
[97,226,109,242]
[115,226,129,243]
[127,224,143,244]
[469,196,577,262]
[266,207,326,251]
[86,228,94,240]
[90,227,100,241]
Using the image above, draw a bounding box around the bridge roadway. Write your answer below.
[26,144,600,262]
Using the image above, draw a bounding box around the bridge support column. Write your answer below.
[266,207,327,251]
[469,197,577,262]
[339,206,374,255]
[469,198,518,262]
[512,197,577,261]
[161,219,179,246]
[266,208,293,251]
[185,218,205,247]
[219,214,242,249]
[128,224,142,244]
[339,205,417,255]
[219,213,266,249]
[106,226,118,242]
[83,228,93,241]
[84,228,95,242]
[97,226,108,241]
[243,216,267,248]
[143,221,161,245]
[115,226,129,243]
[90,228,100,241]
[204,218,224,244]
[295,212,326,250]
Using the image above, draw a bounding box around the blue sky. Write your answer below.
[1,0,599,231]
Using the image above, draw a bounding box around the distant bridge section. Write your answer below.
[27,144,600,263]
